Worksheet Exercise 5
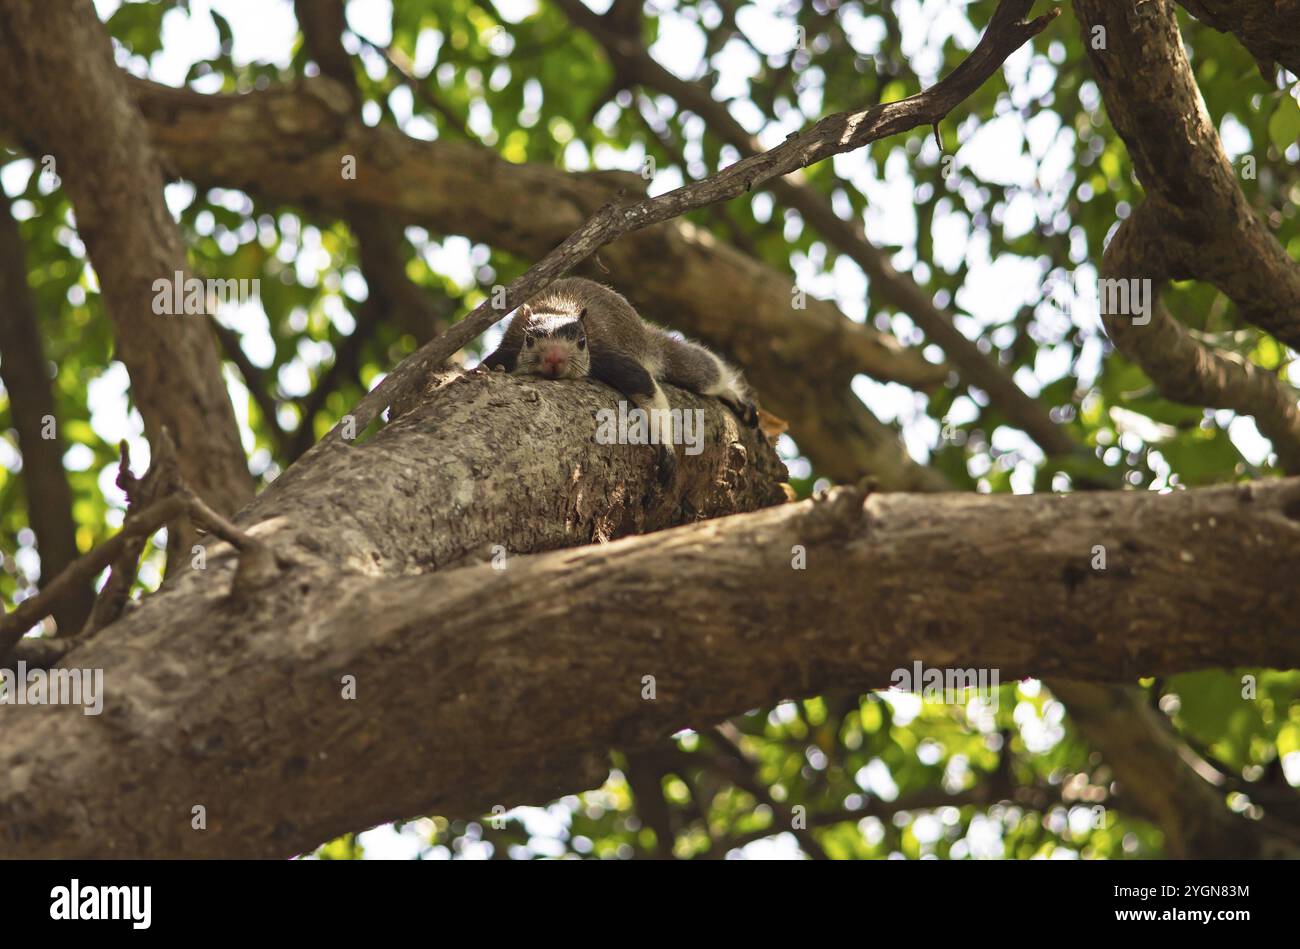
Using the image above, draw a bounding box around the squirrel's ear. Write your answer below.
[578,306,588,322]
[516,303,532,320]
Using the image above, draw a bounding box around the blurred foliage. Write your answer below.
[1,0,1297,858]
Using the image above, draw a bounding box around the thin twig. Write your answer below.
[2,430,285,664]
[0,495,188,659]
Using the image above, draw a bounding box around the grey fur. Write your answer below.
[483,277,758,426]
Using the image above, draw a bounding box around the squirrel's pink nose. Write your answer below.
[542,348,567,371]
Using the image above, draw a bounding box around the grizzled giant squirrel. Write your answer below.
[481,277,759,484]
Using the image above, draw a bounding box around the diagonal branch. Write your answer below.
[292,0,459,456]
[1046,680,1268,859]
[1071,2,1300,471]
[534,4,1259,862]
[554,2,1265,860]
[709,724,830,859]
[1,429,283,663]
[2,421,1296,857]
[0,494,188,664]
[212,319,293,457]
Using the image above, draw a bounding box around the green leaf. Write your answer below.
[1267,92,1300,152]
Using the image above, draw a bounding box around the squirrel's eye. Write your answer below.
[524,337,535,348]
[577,338,586,350]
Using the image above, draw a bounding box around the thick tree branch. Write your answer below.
[0,0,254,514]
[121,0,1056,466]
[1072,2,1300,473]
[0,372,785,856]
[1060,1,1300,855]
[0,366,1295,856]
[559,14,1248,852]
[2,636,73,673]
[3,430,281,660]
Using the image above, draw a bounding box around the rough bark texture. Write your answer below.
[289,2,1053,447]
[1062,1,1300,856]
[1178,0,1300,77]
[0,372,788,857]
[129,77,939,395]
[0,0,253,515]
[0,0,1279,863]
[261,371,789,571]
[0,194,93,633]
[549,2,1284,860]
[2,363,1297,858]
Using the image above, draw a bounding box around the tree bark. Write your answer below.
[1178,0,1300,77]
[1,369,1296,857]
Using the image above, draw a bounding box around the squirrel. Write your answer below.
[480,277,759,484]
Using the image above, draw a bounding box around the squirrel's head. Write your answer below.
[513,305,591,379]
